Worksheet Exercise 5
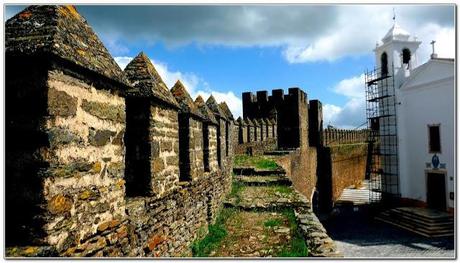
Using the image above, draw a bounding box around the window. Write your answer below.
[402,48,411,64]
[428,125,441,153]
[381,52,388,76]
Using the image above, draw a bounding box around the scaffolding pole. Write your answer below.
[365,64,400,205]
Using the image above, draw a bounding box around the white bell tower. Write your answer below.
[374,20,421,88]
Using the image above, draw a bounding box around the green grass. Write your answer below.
[264,218,283,228]
[234,154,279,170]
[273,185,293,195]
[229,181,245,205]
[191,208,236,257]
[276,209,308,257]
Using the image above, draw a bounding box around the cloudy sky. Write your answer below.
[5,5,455,128]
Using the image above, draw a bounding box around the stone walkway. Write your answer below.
[207,164,340,258]
[214,171,306,257]
[323,197,455,258]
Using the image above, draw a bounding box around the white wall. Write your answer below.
[397,61,454,208]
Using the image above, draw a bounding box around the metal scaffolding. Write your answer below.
[365,64,400,205]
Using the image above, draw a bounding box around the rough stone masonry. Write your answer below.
[5,5,369,258]
[5,5,232,257]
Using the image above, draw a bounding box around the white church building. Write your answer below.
[370,22,454,212]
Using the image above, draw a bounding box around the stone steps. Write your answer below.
[263,150,295,156]
[375,207,454,238]
[232,167,286,176]
[234,175,292,186]
[224,199,310,211]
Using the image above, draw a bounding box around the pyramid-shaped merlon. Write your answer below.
[6,5,128,86]
[219,102,234,120]
[170,80,203,119]
[206,95,226,119]
[124,52,179,108]
[195,96,218,124]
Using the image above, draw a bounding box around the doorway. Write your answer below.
[426,172,447,211]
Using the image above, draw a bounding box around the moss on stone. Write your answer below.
[81,99,125,123]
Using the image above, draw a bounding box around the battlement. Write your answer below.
[242,88,310,149]
[323,128,370,146]
[5,5,234,257]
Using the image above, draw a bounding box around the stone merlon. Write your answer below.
[219,102,234,121]
[5,5,129,86]
[124,52,180,108]
[170,80,205,120]
[194,95,218,125]
[206,95,227,120]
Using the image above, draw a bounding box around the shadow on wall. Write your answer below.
[317,147,333,213]
[6,56,50,246]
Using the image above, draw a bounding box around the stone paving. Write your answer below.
[216,162,341,257]
[322,203,455,258]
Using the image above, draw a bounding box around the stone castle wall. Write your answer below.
[5,5,233,257]
[6,5,371,258]
[242,88,308,149]
[323,128,369,146]
[275,148,318,202]
[208,125,219,172]
[189,117,204,180]
[317,144,368,212]
[150,104,180,197]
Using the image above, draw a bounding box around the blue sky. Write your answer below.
[5,5,455,128]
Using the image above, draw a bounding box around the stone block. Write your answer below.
[81,100,125,123]
[152,158,165,173]
[48,127,81,147]
[48,194,73,215]
[166,156,178,166]
[151,141,160,158]
[161,141,173,152]
[112,130,124,145]
[89,129,116,147]
[106,162,124,179]
[48,89,77,117]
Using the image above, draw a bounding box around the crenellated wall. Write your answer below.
[233,116,278,155]
[150,105,180,197]
[323,128,369,146]
[5,5,233,258]
[6,4,371,258]
[243,88,308,149]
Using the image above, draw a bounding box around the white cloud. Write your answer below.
[323,104,342,127]
[195,90,242,119]
[333,74,365,99]
[114,56,132,70]
[323,74,367,129]
[416,23,455,60]
[282,6,454,64]
[114,56,242,118]
[152,60,200,96]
